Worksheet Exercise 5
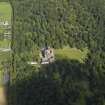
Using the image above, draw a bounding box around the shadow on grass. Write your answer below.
[7,59,104,105]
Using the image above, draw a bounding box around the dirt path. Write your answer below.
[0,87,6,105]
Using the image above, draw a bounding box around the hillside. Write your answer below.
[8,0,105,64]
[9,0,105,71]
[4,0,105,105]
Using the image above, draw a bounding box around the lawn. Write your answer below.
[32,47,88,64]
[0,2,12,49]
[0,39,10,48]
[0,2,11,63]
[0,2,12,81]
[55,47,88,63]
[0,2,12,23]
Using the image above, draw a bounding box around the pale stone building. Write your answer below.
[40,47,55,64]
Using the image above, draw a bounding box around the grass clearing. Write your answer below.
[0,39,10,48]
[55,47,88,63]
[0,2,11,63]
[0,2,11,49]
[32,47,88,64]
[0,2,12,22]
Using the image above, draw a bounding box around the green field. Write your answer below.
[33,47,88,63]
[0,39,10,48]
[0,2,12,48]
[0,2,11,62]
[0,2,12,84]
[0,2,11,49]
[0,2,12,22]
[55,47,88,63]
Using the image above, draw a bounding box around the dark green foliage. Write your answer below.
[6,0,105,105]
[8,59,105,105]
[11,0,102,50]
[8,0,105,70]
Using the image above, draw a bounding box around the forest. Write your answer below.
[0,0,105,105]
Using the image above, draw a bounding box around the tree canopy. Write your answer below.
[6,0,105,105]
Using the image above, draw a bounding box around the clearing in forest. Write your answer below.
[0,2,12,85]
[0,2,11,22]
[0,2,11,62]
[55,47,88,63]
[30,47,88,65]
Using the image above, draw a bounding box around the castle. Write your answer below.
[40,47,55,64]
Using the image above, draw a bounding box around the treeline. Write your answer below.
[11,0,104,50]
[8,59,105,105]
[9,0,105,62]
[7,0,105,105]
[9,0,105,79]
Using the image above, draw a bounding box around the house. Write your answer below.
[27,46,55,65]
[4,32,11,39]
[0,21,9,27]
[40,46,55,64]
[3,21,9,26]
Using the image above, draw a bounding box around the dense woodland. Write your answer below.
[0,0,105,105]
